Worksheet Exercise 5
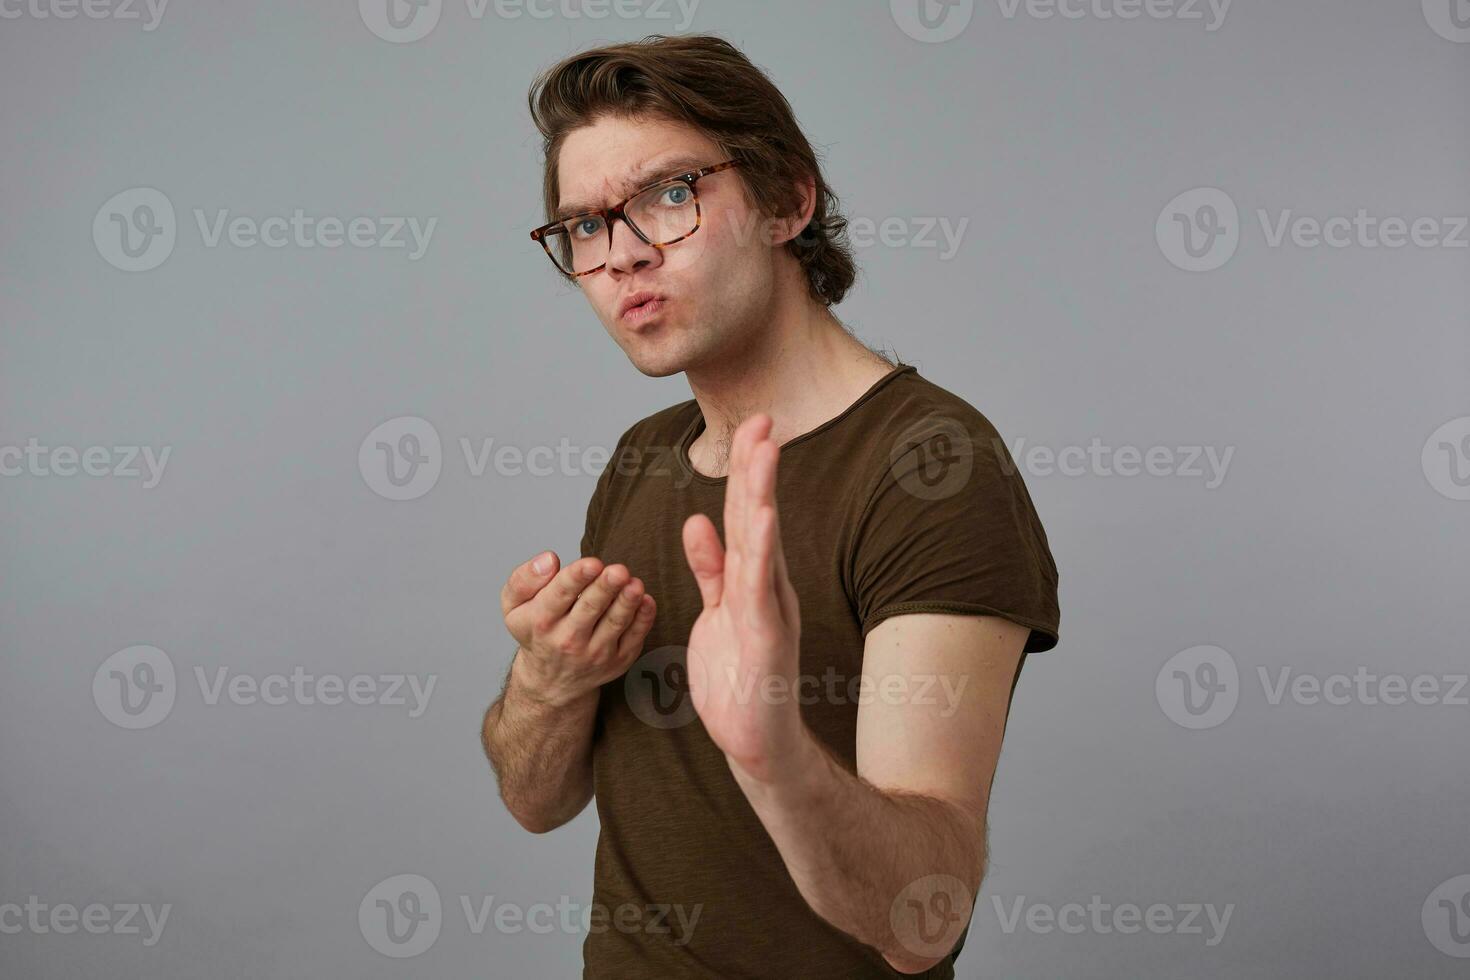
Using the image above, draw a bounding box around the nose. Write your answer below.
[605,216,662,278]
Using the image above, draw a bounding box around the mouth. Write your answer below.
[619,291,666,324]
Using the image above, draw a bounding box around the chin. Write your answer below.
[626,350,687,379]
[622,333,701,379]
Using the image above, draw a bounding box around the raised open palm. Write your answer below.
[680,414,803,782]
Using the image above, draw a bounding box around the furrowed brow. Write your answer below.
[554,154,711,221]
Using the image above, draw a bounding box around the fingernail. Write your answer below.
[532,553,552,574]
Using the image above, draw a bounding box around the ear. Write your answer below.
[768,171,820,247]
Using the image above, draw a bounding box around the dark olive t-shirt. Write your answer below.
[578,362,1059,979]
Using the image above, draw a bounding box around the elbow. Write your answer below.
[504,789,589,835]
[883,951,946,975]
[509,809,565,835]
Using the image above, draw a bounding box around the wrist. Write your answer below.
[509,649,598,711]
[728,722,826,798]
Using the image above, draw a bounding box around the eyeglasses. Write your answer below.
[529,160,739,278]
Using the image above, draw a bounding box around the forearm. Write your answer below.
[731,730,986,973]
[482,652,600,833]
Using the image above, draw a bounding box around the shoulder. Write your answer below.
[839,366,1017,490]
[882,368,1006,443]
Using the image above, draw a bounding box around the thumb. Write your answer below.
[681,513,725,609]
[501,550,559,615]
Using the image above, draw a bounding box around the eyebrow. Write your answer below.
[554,154,713,221]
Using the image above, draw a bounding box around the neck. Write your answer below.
[684,288,897,479]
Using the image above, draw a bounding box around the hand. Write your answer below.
[501,552,657,707]
[681,414,804,783]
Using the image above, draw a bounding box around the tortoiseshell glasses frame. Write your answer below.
[529,160,740,279]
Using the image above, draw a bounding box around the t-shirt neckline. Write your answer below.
[675,362,917,486]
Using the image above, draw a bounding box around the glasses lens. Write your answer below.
[544,214,607,276]
[540,179,700,276]
[627,179,699,246]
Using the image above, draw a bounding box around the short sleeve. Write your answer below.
[849,412,1060,653]
[580,454,616,559]
[580,425,636,559]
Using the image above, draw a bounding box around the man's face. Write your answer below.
[555,114,781,378]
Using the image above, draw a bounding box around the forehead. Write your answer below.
[555,114,725,215]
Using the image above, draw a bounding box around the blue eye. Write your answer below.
[661,186,690,206]
[571,217,604,239]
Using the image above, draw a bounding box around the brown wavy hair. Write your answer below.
[527,34,858,306]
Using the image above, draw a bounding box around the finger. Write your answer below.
[682,512,726,608]
[564,563,631,640]
[725,413,772,560]
[747,439,798,628]
[501,551,561,617]
[744,502,779,629]
[737,435,778,600]
[587,576,646,653]
[771,504,800,629]
[534,556,605,620]
[741,440,775,595]
[614,594,657,664]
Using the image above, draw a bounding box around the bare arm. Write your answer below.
[733,614,1026,973]
[679,413,1026,972]
[482,552,657,834]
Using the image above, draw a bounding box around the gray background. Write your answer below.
[2,0,1467,976]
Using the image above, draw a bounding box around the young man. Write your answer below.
[482,34,1059,979]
